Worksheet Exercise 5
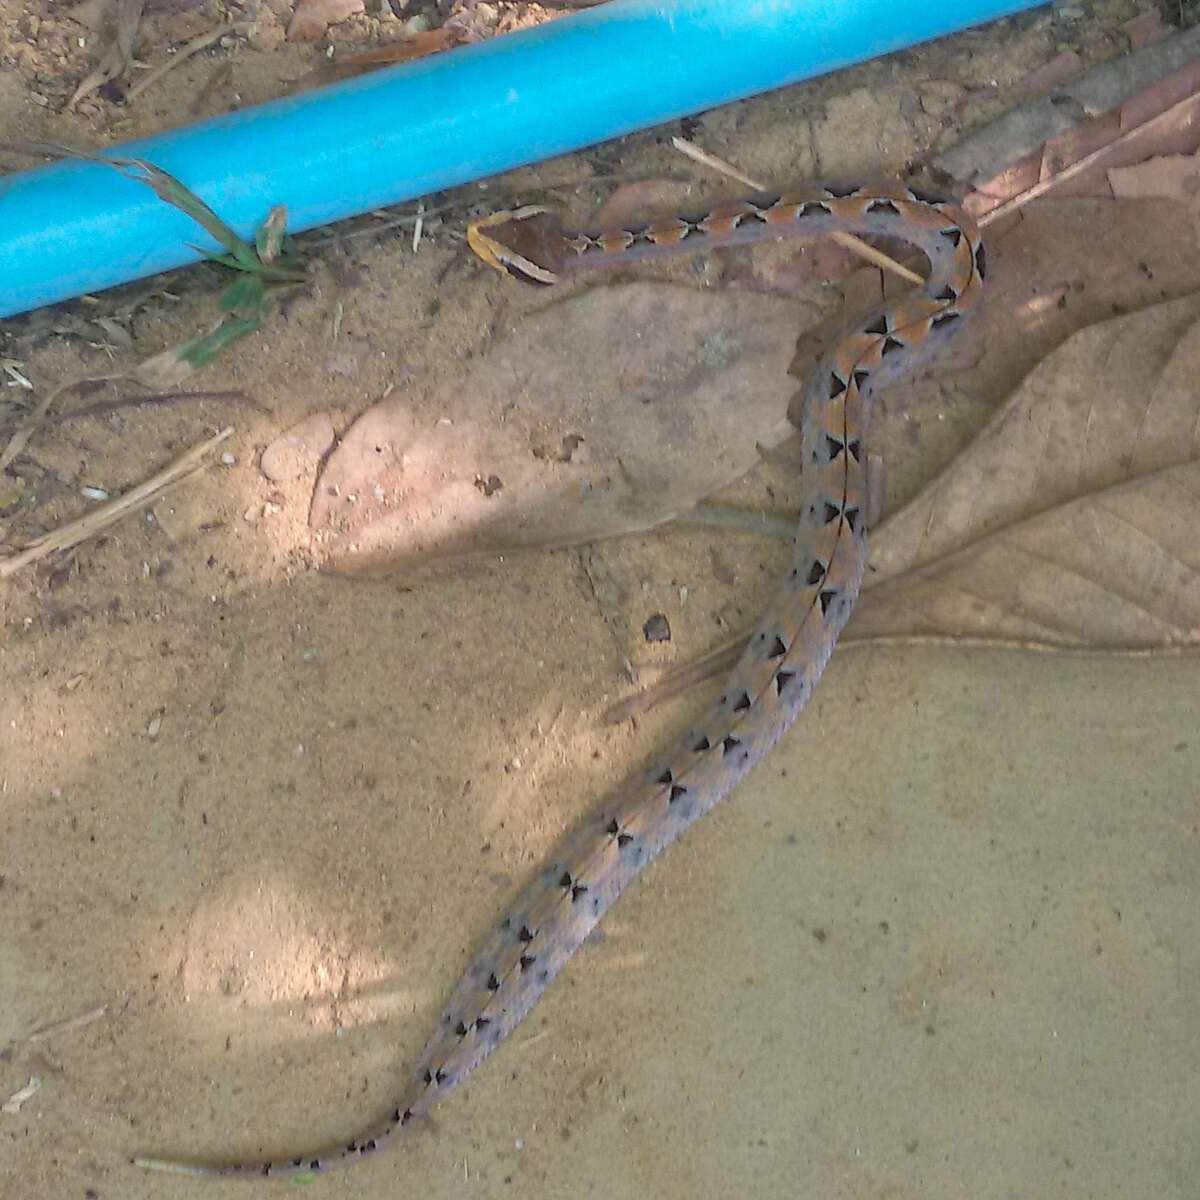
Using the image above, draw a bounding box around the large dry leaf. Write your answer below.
[312,282,802,572]
[855,460,1200,649]
[851,293,1200,650]
[868,292,1200,588]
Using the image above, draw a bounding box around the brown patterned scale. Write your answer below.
[137,181,985,1178]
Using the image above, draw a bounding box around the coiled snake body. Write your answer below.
[141,182,985,1177]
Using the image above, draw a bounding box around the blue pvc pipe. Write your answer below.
[0,0,1046,319]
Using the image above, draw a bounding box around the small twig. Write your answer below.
[2,360,33,390]
[670,136,924,285]
[412,200,425,254]
[125,21,255,104]
[132,1157,212,1176]
[578,546,636,686]
[2,1078,40,1114]
[0,427,233,579]
[669,136,765,190]
[0,379,75,472]
[602,637,743,725]
[0,389,252,436]
[27,1003,110,1044]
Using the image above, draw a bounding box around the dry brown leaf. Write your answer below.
[853,292,1200,650]
[854,458,1200,648]
[857,460,1200,649]
[1107,149,1200,245]
[868,292,1200,590]
[966,52,1200,220]
[311,282,804,573]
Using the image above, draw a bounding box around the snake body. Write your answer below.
[143,182,984,1177]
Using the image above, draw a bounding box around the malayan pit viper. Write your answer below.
[137,180,985,1178]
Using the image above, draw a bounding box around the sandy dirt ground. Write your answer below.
[2,2,1198,1197]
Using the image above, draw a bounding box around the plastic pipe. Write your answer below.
[0,0,1047,319]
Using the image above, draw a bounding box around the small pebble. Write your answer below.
[643,613,671,643]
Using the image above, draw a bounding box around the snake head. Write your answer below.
[467,206,567,285]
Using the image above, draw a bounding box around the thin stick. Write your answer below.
[2,1078,40,1114]
[0,427,232,579]
[0,390,251,436]
[669,137,766,190]
[976,90,1200,228]
[27,1003,109,1044]
[0,380,68,472]
[131,1158,211,1176]
[0,370,149,471]
[670,136,925,285]
[125,22,254,104]
[412,200,425,254]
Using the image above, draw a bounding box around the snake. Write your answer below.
[137,181,985,1178]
